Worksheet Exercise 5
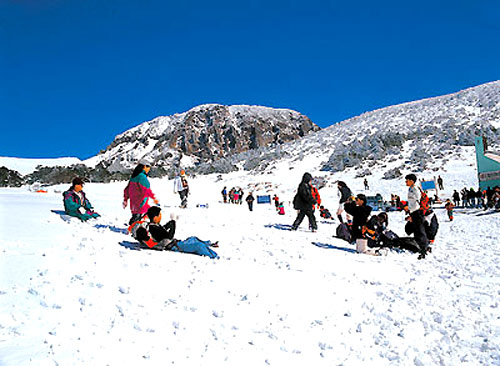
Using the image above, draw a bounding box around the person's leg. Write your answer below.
[410,210,429,257]
[306,210,317,231]
[176,237,218,258]
[292,210,306,230]
[129,213,142,225]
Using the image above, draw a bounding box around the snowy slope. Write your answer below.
[0,157,82,176]
[1,149,499,365]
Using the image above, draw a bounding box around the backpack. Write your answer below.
[336,223,352,243]
[293,193,300,210]
[418,188,430,215]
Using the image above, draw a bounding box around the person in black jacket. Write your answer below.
[344,194,372,241]
[291,172,317,231]
[336,181,352,223]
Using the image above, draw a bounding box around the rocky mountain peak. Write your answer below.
[91,104,320,172]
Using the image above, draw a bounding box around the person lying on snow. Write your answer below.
[63,177,100,221]
[319,205,333,220]
[129,206,219,258]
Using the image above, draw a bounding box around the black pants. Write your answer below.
[247,202,253,211]
[129,213,143,225]
[292,209,317,230]
[405,210,429,254]
[179,190,188,207]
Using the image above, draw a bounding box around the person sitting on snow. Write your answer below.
[363,212,388,248]
[63,177,100,221]
[344,194,372,242]
[129,206,218,258]
[319,205,333,219]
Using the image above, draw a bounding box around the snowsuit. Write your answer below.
[173,175,189,208]
[445,201,454,221]
[123,171,156,224]
[63,189,100,221]
[292,173,317,231]
[344,201,372,241]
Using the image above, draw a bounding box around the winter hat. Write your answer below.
[301,172,312,183]
[139,158,152,167]
[146,206,162,221]
[180,170,186,176]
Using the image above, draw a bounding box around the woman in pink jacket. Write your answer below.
[123,162,158,225]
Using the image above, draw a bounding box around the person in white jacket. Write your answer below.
[173,170,189,208]
[403,173,429,259]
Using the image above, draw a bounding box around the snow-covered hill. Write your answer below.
[86,104,319,173]
[0,157,82,176]
[202,81,500,179]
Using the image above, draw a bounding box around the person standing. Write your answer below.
[123,161,158,225]
[246,192,255,211]
[403,174,429,260]
[452,190,460,207]
[336,181,352,223]
[437,175,444,190]
[221,186,227,203]
[173,170,189,208]
[363,178,369,190]
[445,199,454,221]
[291,173,317,232]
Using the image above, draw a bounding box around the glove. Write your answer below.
[78,207,86,215]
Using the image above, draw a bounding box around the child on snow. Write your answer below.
[278,202,285,215]
[63,177,100,221]
[445,199,454,221]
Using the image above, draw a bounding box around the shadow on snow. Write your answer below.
[311,241,357,254]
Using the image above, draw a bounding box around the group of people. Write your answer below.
[452,186,500,209]
[290,173,438,259]
[221,187,245,204]
[62,161,217,258]
[66,159,500,261]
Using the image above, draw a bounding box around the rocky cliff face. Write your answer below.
[92,104,320,172]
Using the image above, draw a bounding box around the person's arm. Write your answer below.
[123,182,130,208]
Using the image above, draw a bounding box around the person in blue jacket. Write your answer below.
[63,177,100,221]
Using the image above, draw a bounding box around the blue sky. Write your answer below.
[1,0,499,159]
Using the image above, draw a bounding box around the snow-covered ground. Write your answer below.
[1,154,499,365]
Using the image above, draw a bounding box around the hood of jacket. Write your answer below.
[301,173,312,184]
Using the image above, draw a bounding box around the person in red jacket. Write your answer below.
[444,199,454,221]
[123,161,159,225]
